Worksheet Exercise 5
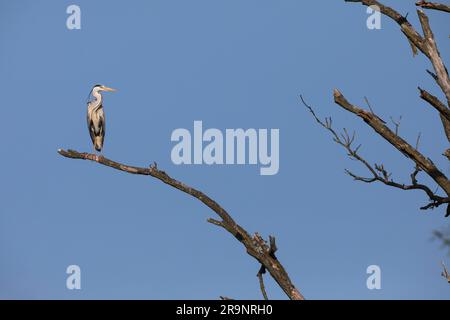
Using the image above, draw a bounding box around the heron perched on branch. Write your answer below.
[87,84,116,152]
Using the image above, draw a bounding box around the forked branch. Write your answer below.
[333,89,450,197]
[301,96,450,214]
[57,148,304,300]
[346,0,450,146]
[345,0,429,57]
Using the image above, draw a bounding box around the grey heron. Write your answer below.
[87,84,116,152]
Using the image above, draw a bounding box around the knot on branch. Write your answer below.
[251,233,278,259]
[252,233,267,255]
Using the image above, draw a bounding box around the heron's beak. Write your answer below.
[101,86,116,92]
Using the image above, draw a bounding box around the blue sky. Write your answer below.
[0,0,449,299]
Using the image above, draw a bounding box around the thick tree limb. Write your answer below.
[416,1,450,13]
[57,148,304,300]
[333,89,450,197]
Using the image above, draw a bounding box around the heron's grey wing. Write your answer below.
[87,110,95,143]
[98,107,105,142]
[87,107,97,146]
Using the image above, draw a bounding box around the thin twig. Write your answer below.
[257,266,269,300]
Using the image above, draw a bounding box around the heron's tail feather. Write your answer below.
[94,136,103,152]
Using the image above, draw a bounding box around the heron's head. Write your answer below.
[92,84,117,93]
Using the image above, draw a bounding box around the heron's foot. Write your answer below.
[92,152,103,162]
[150,162,158,170]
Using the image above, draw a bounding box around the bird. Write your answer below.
[86,84,116,152]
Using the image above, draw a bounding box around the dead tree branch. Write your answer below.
[345,1,450,146]
[416,10,450,104]
[304,1,450,216]
[57,148,304,300]
[418,87,450,123]
[301,96,450,213]
[345,0,429,57]
[418,87,450,141]
[416,1,450,13]
[333,89,450,197]
[255,235,277,300]
[257,266,269,300]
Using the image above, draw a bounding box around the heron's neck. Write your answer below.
[91,90,103,110]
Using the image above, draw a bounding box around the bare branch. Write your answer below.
[418,87,450,123]
[57,148,305,300]
[415,132,422,150]
[333,89,450,196]
[347,2,450,102]
[257,266,269,300]
[417,10,450,104]
[301,96,449,212]
[389,116,402,136]
[418,87,450,141]
[416,1,450,13]
[333,1,450,217]
[207,218,225,228]
[427,69,439,82]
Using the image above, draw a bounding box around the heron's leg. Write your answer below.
[92,146,101,162]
